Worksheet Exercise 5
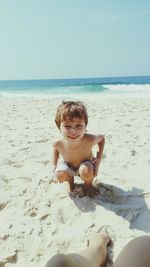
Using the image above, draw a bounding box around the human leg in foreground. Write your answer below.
[45,229,110,267]
[113,235,150,267]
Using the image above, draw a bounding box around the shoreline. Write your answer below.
[1,91,150,100]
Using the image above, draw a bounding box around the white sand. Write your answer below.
[0,94,150,267]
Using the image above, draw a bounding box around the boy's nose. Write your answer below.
[70,127,77,133]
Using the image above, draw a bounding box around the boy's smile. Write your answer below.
[60,117,86,143]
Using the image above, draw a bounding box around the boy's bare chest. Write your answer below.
[59,141,93,165]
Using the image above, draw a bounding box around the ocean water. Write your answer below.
[0,76,150,97]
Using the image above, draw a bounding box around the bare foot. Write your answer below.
[97,225,115,245]
[87,227,111,248]
[72,184,86,197]
[84,184,99,197]
[69,179,74,192]
[63,177,74,193]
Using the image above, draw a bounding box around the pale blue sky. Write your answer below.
[0,0,150,80]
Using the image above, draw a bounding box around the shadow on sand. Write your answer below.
[70,182,150,233]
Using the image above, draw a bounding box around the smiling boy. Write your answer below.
[52,101,105,197]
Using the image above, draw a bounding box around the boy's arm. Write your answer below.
[51,142,59,173]
[93,135,105,176]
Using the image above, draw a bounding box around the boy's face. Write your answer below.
[60,117,86,143]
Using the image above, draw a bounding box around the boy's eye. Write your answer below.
[63,124,84,130]
[76,125,83,128]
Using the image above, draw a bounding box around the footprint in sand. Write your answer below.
[0,201,9,210]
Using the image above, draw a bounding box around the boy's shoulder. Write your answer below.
[52,138,63,148]
[84,133,98,144]
[84,133,96,139]
[85,133,104,139]
[84,133,105,143]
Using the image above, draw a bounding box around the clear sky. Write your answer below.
[0,0,150,80]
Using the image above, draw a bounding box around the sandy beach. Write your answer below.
[0,93,150,267]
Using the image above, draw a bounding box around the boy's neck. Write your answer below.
[63,137,83,148]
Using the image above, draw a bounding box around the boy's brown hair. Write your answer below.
[55,101,88,129]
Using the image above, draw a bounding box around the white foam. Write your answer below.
[103,84,150,93]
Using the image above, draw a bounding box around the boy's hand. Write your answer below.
[92,158,99,177]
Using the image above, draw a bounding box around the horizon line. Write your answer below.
[0,75,150,82]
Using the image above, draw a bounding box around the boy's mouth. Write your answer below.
[68,135,79,140]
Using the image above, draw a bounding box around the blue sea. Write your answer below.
[0,76,150,97]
